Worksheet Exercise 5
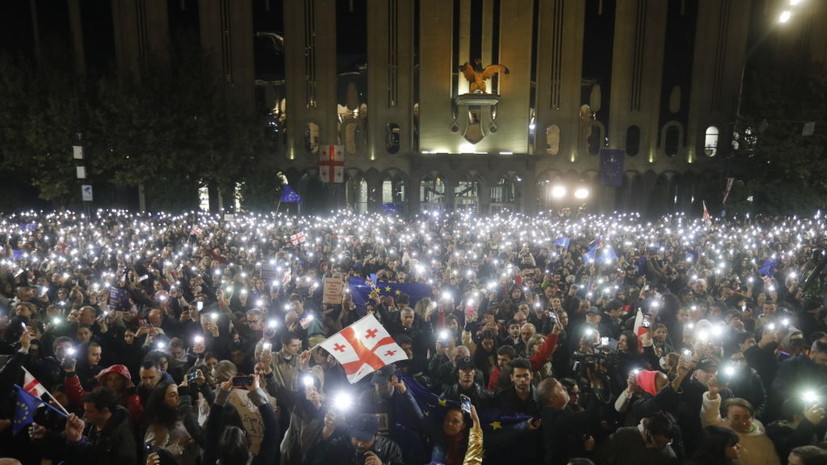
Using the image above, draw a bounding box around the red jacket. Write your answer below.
[64,374,144,425]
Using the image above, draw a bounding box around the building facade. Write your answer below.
[21,0,827,215]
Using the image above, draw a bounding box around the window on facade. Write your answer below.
[704,126,719,157]
[304,122,320,154]
[490,177,516,203]
[626,126,640,156]
[344,123,359,154]
[386,124,400,154]
[546,125,561,155]
[420,176,445,205]
[665,125,680,157]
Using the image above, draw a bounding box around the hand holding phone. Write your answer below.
[460,394,471,413]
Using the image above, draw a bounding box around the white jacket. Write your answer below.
[700,392,781,465]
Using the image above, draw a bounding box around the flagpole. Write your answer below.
[14,385,69,418]
[22,368,71,416]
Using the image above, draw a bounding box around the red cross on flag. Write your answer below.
[319,145,344,183]
[319,314,408,383]
[290,232,306,245]
[22,367,48,398]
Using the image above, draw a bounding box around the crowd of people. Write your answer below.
[2,208,827,465]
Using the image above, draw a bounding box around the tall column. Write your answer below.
[199,0,255,109]
[534,0,586,159]
[283,0,338,161]
[686,0,751,163]
[366,0,415,161]
[608,0,668,165]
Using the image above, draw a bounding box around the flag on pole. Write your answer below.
[22,367,48,398]
[632,309,649,350]
[554,237,571,249]
[319,145,344,183]
[722,177,735,205]
[703,201,712,227]
[319,314,408,383]
[279,185,302,203]
[13,385,43,435]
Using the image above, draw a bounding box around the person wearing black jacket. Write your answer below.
[62,388,137,465]
[203,375,279,465]
[539,377,598,465]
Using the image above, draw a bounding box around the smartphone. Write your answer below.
[232,376,254,387]
[139,319,148,327]
[460,394,471,413]
[601,337,609,346]
[643,314,651,328]
[196,301,204,312]
[186,372,198,383]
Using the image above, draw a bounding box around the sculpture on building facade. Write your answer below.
[459,59,510,94]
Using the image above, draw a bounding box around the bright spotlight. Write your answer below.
[778,10,792,23]
[574,187,590,199]
[551,185,567,199]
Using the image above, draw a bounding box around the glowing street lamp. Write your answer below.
[551,185,567,199]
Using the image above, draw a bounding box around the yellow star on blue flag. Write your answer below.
[489,421,502,430]
[437,398,448,406]
[13,385,44,436]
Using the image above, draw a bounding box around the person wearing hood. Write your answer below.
[701,379,781,465]
[64,363,144,425]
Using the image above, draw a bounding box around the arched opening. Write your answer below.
[546,125,561,155]
[704,126,719,157]
[490,175,518,214]
[454,174,481,212]
[420,175,445,212]
[386,123,400,154]
[626,125,641,156]
[304,122,320,154]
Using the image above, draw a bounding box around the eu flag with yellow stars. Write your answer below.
[398,373,532,434]
[347,277,432,314]
[13,384,44,436]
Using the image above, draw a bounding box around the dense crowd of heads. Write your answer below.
[3,208,827,465]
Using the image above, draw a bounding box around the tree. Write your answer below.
[737,50,827,216]
[0,43,83,204]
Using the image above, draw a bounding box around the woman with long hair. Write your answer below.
[143,379,206,465]
[686,425,741,465]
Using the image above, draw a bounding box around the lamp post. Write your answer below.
[732,0,805,156]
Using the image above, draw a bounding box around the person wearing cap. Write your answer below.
[64,362,145,426]
[440,356,492,407]
[347,414,403,465]
[677,357,733,457]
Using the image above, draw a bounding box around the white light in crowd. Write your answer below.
[194,335,204,344]
[551,186,567,199]
[210,313,219,321]
[333,391,353,411]
[802,390,818,403]
[574,188,590,200]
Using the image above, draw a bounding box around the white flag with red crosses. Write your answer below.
[319,314,407,383]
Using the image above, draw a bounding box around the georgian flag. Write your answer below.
[290,232,306,245]
[23,367,48,398]
[319,314,408,383]
[319,145,344,183]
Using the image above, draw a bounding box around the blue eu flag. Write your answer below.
[13,385,44,436]
[279,185,302,203]
[347,277,432,314]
